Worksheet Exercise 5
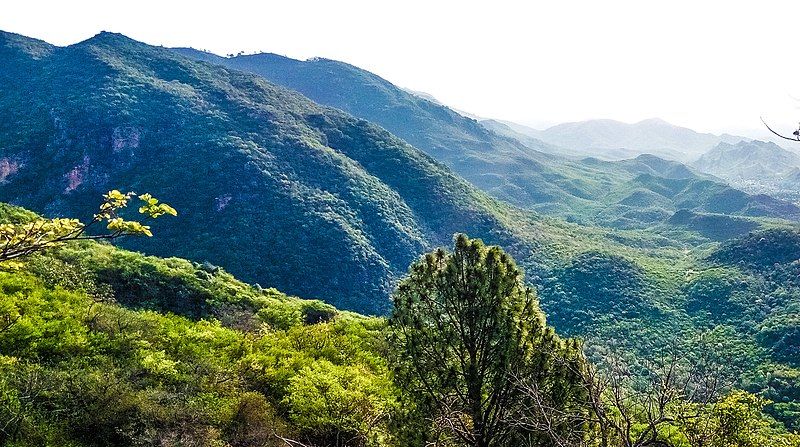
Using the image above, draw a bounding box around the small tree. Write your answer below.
[0,190,176,264]
[390,234,588,447]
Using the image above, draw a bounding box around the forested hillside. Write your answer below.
[0,212,394,445]
[173,48,800,229]
[0,30,547,314]
[4,30,788,316]
[1,203,798,446]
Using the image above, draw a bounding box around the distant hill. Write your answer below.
[480,119,582,157]
[533,118,747,161]
[693,140,800,185]
[691,140,800,203]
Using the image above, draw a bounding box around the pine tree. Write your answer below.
[390,234,589,447]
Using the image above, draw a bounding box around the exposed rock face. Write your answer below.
[64,155,90,193]
[0,157,20,183]
[112,126,141,154]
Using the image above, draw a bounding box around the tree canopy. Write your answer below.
[390,234,589,447]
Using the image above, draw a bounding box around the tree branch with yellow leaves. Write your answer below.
[0,190,176,263]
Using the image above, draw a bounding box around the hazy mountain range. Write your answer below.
[489,117,750,161]
[695,139,800,183]
[693,139,800,201]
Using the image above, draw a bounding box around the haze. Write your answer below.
[4,0,799,136]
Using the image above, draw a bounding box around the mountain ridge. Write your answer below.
[693,140,800,202]
[1,30,545,314]
[171,47,800,229]
[534,117,749,161]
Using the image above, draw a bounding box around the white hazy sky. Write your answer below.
[3,0,800,136]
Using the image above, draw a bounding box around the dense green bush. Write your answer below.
[685,268,748,321]
[541,251,654,331]
[710,228,800,270]
[0,246,394,446]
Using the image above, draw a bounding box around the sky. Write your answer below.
[3,0,800,137]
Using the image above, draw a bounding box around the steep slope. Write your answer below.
[172,48,800,230]
[0,31,549,314]
[537,118,746,161]
[175,48,626,210]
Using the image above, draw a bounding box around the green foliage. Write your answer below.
[0,209,796,445]
[685,268,747,321]
[26,241,337,331]
[0,257,396,446]
[0,190,174,264]
[757,312,800,366]
[542,251,654,332]
[0,203,36,224]
[710,228,800,270]
[283,360,395,447]
[679,391,800,447]
[390,235,589,446]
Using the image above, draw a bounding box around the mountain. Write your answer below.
[170,48,546,163]
[695,140,800,180]
[1,30,555,315]
[171,48,594,207]
[534,118,747,161]
[693,140,800,202]
[479,118,582,157]
[172,48,800,229]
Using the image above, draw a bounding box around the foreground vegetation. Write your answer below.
[1,222,798,445]
[0,237,394,446]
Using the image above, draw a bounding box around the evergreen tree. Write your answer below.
[390,234,589,447]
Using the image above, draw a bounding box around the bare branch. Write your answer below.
[761,116,800,142]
